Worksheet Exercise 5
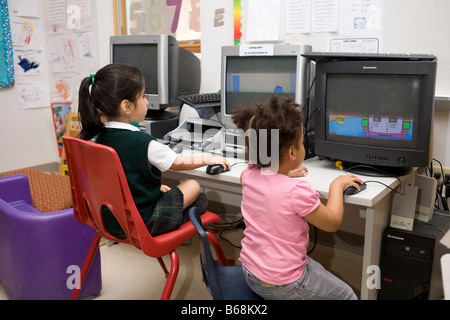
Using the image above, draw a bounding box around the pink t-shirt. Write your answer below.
[239,166,321,285]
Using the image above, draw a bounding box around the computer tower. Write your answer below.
[378,212,450,300]
[378,226,435,300]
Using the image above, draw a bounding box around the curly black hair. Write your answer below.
[231,95,303,168]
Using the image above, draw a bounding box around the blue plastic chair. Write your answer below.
[188,207,262,300]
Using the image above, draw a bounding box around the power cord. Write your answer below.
[208,216,245,249]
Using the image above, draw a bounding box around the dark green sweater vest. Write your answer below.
[95,128,162,237]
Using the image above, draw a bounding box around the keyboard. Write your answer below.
[178,92,221,109]
[302,52,437,61]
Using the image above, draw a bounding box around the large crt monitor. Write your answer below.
[305,53,437,175]
[110,34,200,117]
[220,44,312,129]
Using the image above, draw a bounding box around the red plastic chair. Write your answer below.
[62,136,226,300]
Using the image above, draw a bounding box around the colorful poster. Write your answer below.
[0,0,14,88]
[51,102,72,157]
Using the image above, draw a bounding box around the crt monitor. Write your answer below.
[308,54,437,176]
[110,34,201,118]
[220,44,312,130]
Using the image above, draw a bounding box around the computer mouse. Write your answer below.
[344,182,367,196]
[206,164,230,175]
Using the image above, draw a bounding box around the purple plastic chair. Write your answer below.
[0,174,102,300]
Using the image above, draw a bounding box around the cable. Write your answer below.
[207,216,245,249]
[345,164,404,195]
[307,225,317,254]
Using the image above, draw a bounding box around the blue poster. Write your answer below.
[0,0,14,88]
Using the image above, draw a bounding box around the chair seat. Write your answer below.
[215,264,262,300]
[147,210,222,258]
[0,174,102,300]
[63,135,223,300]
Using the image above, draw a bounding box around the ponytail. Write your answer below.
[78,76,103,140]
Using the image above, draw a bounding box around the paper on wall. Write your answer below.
[246,0,284,42]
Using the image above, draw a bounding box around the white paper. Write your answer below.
[52,74,74,102]
[17,82,51,109]
[239,44,275,56]
[47,36,78,73]
[286,0,311,34]
[11,19,44,48]
[13,48,47,75]
[10,0,40,18]
[328,36,382,53]
[78,32,98,71]
[339,0,384,36]
[246,0,284,42]
[44,0,67,34]
[311,0,338,33]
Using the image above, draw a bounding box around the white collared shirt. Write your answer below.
[103,121,177,172]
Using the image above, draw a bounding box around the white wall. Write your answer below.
[0,0,114,173]
[199,0,234,93]
[1,0,449,172]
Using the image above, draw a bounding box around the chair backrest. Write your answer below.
[62,136,151,250]
[189,207,262,300]
[188,207,224,299]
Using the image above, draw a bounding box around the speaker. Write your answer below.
[378,226,435,300]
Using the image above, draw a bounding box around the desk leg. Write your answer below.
[360,194,392,300]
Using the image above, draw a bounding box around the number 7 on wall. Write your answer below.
[166,0,182,33]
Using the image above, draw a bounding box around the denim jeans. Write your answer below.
[242,256,357,300]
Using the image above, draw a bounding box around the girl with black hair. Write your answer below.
[78,63,229,237]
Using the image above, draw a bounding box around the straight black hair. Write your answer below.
[78,63,145,140]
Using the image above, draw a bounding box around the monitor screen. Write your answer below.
[225,56,298,115]
[325,73,421,149]
[111,34,200,113]
[310,57,437,174]
[112,43,158,95]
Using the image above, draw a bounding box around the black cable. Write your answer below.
[345,164,404,195]
[307,226,317,255]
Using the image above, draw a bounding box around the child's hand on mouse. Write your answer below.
[205,156,231,169]
[330,174,364,192]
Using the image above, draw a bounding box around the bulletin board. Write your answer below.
[0,0,14,88]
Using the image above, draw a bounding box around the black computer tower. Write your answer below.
[378,226,435,300]
[378,212,450,300]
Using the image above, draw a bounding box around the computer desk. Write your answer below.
[163,150,415,300]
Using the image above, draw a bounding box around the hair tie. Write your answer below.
[89,73,95,85]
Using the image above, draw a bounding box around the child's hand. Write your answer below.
[330,174,364,192]
[160,185,171,193]
[288,165,308,177]
[205,156,231,170]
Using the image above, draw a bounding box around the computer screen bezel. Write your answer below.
[313,59,437,170]
[110,34,172,110]
[220,44,311,129]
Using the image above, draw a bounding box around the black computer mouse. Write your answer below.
[344,182,367,195]
[206,164,230,175]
